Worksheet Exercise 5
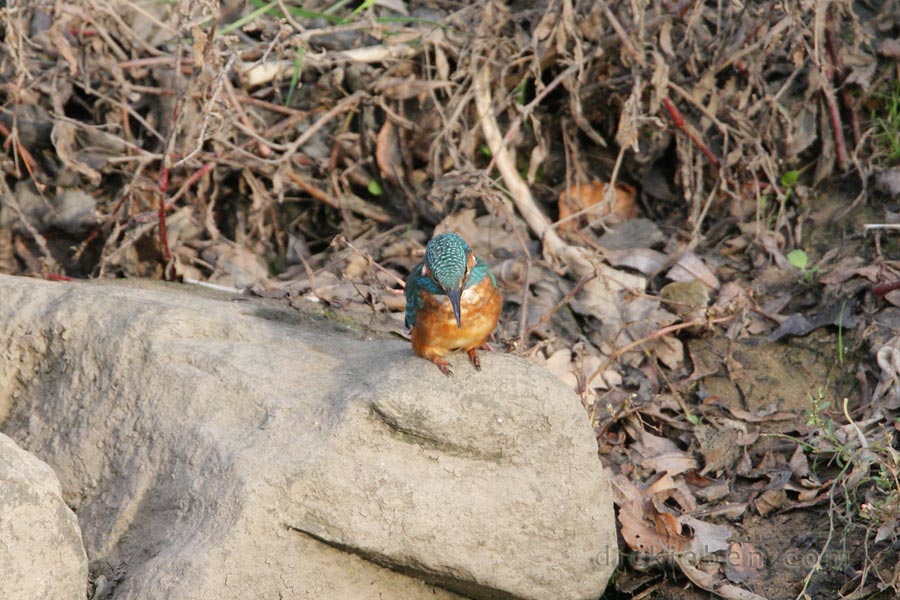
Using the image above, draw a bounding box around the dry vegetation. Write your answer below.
[2,0,900,598]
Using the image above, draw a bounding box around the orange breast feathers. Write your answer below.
[411,277,501,360]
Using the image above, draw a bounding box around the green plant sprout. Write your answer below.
[349,0,378,16]
[780,169,799,203]
[285,47,305,107]
[367,180,383,196]
[805,386,832,429]
[836,299,847,366]
[787,248,818,285]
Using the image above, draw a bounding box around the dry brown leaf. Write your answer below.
[641,451,699,477]
[557,180,638,232]
[649,52,669,113]
[544,348,579,389]
[202,241,270,289]
[788,445,810,479]
[582,354,622,389]
[544,349,623,391]
[714,282,752,311]
[677,555,767,600]
[753,489,786,516]
[644,472,679,497]
[878,39,900,59]
[375,119,403,184]
[617,499,671,558]
[875,518,899,544]
[343,254,369,280]
[604,247,667,276]
[374,77,453,100]
[735,449,752,477]
[617,477,732,571]
[783,481,824,503]
[425,28,450,81]
[50,121,101,186]
[434,209,521,261]
[681,514,733,555]
[563,248,679,368]
[624,415,682,455]
[47,22,79,75]
[654,335,684,370]
[724,541,764,584]
[667,252,720,290]
[695,480,731,503]
[618,496,689,559]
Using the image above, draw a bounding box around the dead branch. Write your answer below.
[473,60,566,261]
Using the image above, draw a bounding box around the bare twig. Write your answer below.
[473,60,566,261]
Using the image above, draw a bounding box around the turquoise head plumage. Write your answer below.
[404,232,495,331]
[422,232,470,328]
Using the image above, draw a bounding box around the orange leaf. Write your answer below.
[557,180,637,232]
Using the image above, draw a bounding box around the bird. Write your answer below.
[404,232,502,376]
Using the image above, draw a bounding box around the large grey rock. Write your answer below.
[0,432,88,600]
[0,274,617,600]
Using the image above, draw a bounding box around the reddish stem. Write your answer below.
[823,7,851,171]
[662,97,720,168]
[158,167,171,261]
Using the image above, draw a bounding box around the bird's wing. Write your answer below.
[404,261,446,328]
[404,262,426,328]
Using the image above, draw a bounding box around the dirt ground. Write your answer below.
[2,1,900,599]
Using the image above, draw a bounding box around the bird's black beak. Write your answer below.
[448,288,462,329]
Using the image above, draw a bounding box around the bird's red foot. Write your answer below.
[480,342,492,352]
[467,348,482,371]
[431,356,453,376]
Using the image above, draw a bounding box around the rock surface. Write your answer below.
[0,432,88,600]
[0,274,617,600]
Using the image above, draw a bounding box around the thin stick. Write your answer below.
[473,60,566,260]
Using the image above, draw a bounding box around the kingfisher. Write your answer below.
[404,232,502,376]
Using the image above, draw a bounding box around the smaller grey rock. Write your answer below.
[0,432,88,600]
[874,168,900,197]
